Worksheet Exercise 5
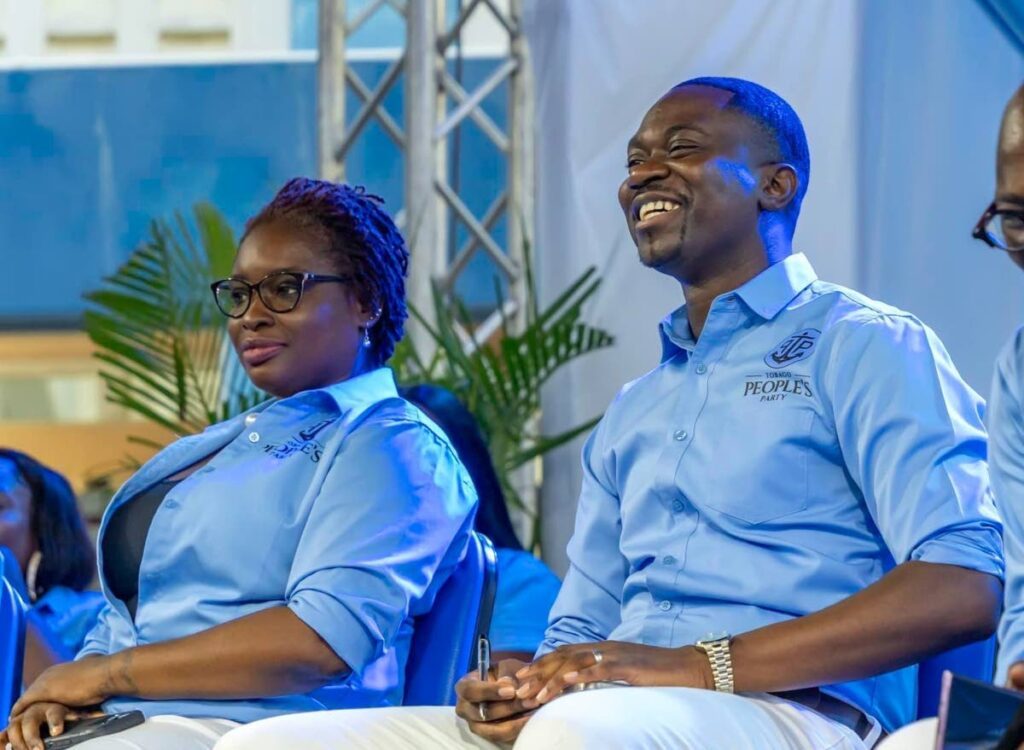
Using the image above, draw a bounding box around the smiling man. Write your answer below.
[216,78,1005,750]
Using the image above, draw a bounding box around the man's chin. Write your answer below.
[636,240,683,273]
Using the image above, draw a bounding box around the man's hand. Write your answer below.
[455,658,537,744]
[0,702,101,750]
[11,655,120,717]
[514,641,713,707]
[1008,662,1024,691]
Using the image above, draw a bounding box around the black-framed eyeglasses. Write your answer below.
[210,271,352,318]
[973,202,1024,252]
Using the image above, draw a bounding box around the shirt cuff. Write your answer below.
[909,528,1005,581]
[287,592,380,676]
[75,645,107,660]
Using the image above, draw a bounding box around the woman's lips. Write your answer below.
[241,344,285,367]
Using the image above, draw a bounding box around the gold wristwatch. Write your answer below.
[695,632,734,693]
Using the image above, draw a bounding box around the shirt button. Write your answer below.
[659,600,672,611]
[244,413,258,426]
[673,429,688,441]
[663,555,677,565]
[248,431,260,443]
[164,499,179,510]
[695,363,707,374]
[672,500,685,513]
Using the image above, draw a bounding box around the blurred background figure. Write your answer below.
[402,384,561,662]
[0,448,104,683]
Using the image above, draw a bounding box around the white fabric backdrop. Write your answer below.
[858,0,1024,394]
[522,0,860,573]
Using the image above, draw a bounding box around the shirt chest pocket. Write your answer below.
[688,401,814,525]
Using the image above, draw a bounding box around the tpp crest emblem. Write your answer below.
[764,328,820,369]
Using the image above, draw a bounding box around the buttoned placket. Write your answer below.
[646,297,745,639]
[129,416,262,634]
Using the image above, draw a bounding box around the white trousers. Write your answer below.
[20,716,239,750]
[215,687,870,750]
[873,718,936,750]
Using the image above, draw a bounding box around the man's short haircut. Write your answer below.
[677,76,810,229]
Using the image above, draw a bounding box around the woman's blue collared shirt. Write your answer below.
[540,254,1004,733]
[78,367,477,722]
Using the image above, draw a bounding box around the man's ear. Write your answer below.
[758,163,799,213]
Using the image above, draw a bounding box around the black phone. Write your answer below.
[936,672,1024,749]
[42,711,145,750]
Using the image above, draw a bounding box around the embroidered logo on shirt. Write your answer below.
[743,370,814,402]
[262,419,334,463]
[764,328,821,369]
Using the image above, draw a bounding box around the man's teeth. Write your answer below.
[638,200,681,222]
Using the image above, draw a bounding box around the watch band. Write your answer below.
[695,635,734,693]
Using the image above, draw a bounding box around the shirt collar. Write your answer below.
[248,366,398,420]
[733,252,817,320]
[658,253,818,362]
[318,366,399,413]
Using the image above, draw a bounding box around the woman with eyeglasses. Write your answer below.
[1,178,477,750]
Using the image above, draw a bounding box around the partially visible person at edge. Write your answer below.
[401,384,562,662]
[0,448,105,684]
[875,80,1024,750]
[215,78,1004,750]
[1,177,477,750]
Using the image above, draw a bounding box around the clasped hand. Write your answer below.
[454,642,712,744]
[1,656,115,750]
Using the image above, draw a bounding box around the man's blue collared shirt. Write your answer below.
[540,254,1004,732]
[78,367,477,722]
[991,327,1024,684]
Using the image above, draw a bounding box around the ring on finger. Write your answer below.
[479,701,488,722]
[592,648,603,665]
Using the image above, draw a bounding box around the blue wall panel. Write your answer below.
[0,57,507,328]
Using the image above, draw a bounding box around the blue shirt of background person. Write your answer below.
[2,178,477,745]
[401,385,562,661]
[0,449,105,683]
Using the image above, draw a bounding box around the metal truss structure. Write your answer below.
[317,0,532,348]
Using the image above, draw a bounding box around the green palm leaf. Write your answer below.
[83,204,264,442]
[395,257,615,550]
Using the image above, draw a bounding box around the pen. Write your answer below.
[477,633,491,681]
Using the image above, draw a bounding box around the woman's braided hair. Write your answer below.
[243,178,409,365]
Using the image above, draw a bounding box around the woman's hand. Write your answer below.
[455,658,537,744]
[12,655,122,717]
[514,641,713,707]
[0,702,99,750]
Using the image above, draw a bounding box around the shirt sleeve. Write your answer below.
[285,417,476,676]
[537,419,629,656]
[825,313,1004,578]
[991,329,1024,683]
